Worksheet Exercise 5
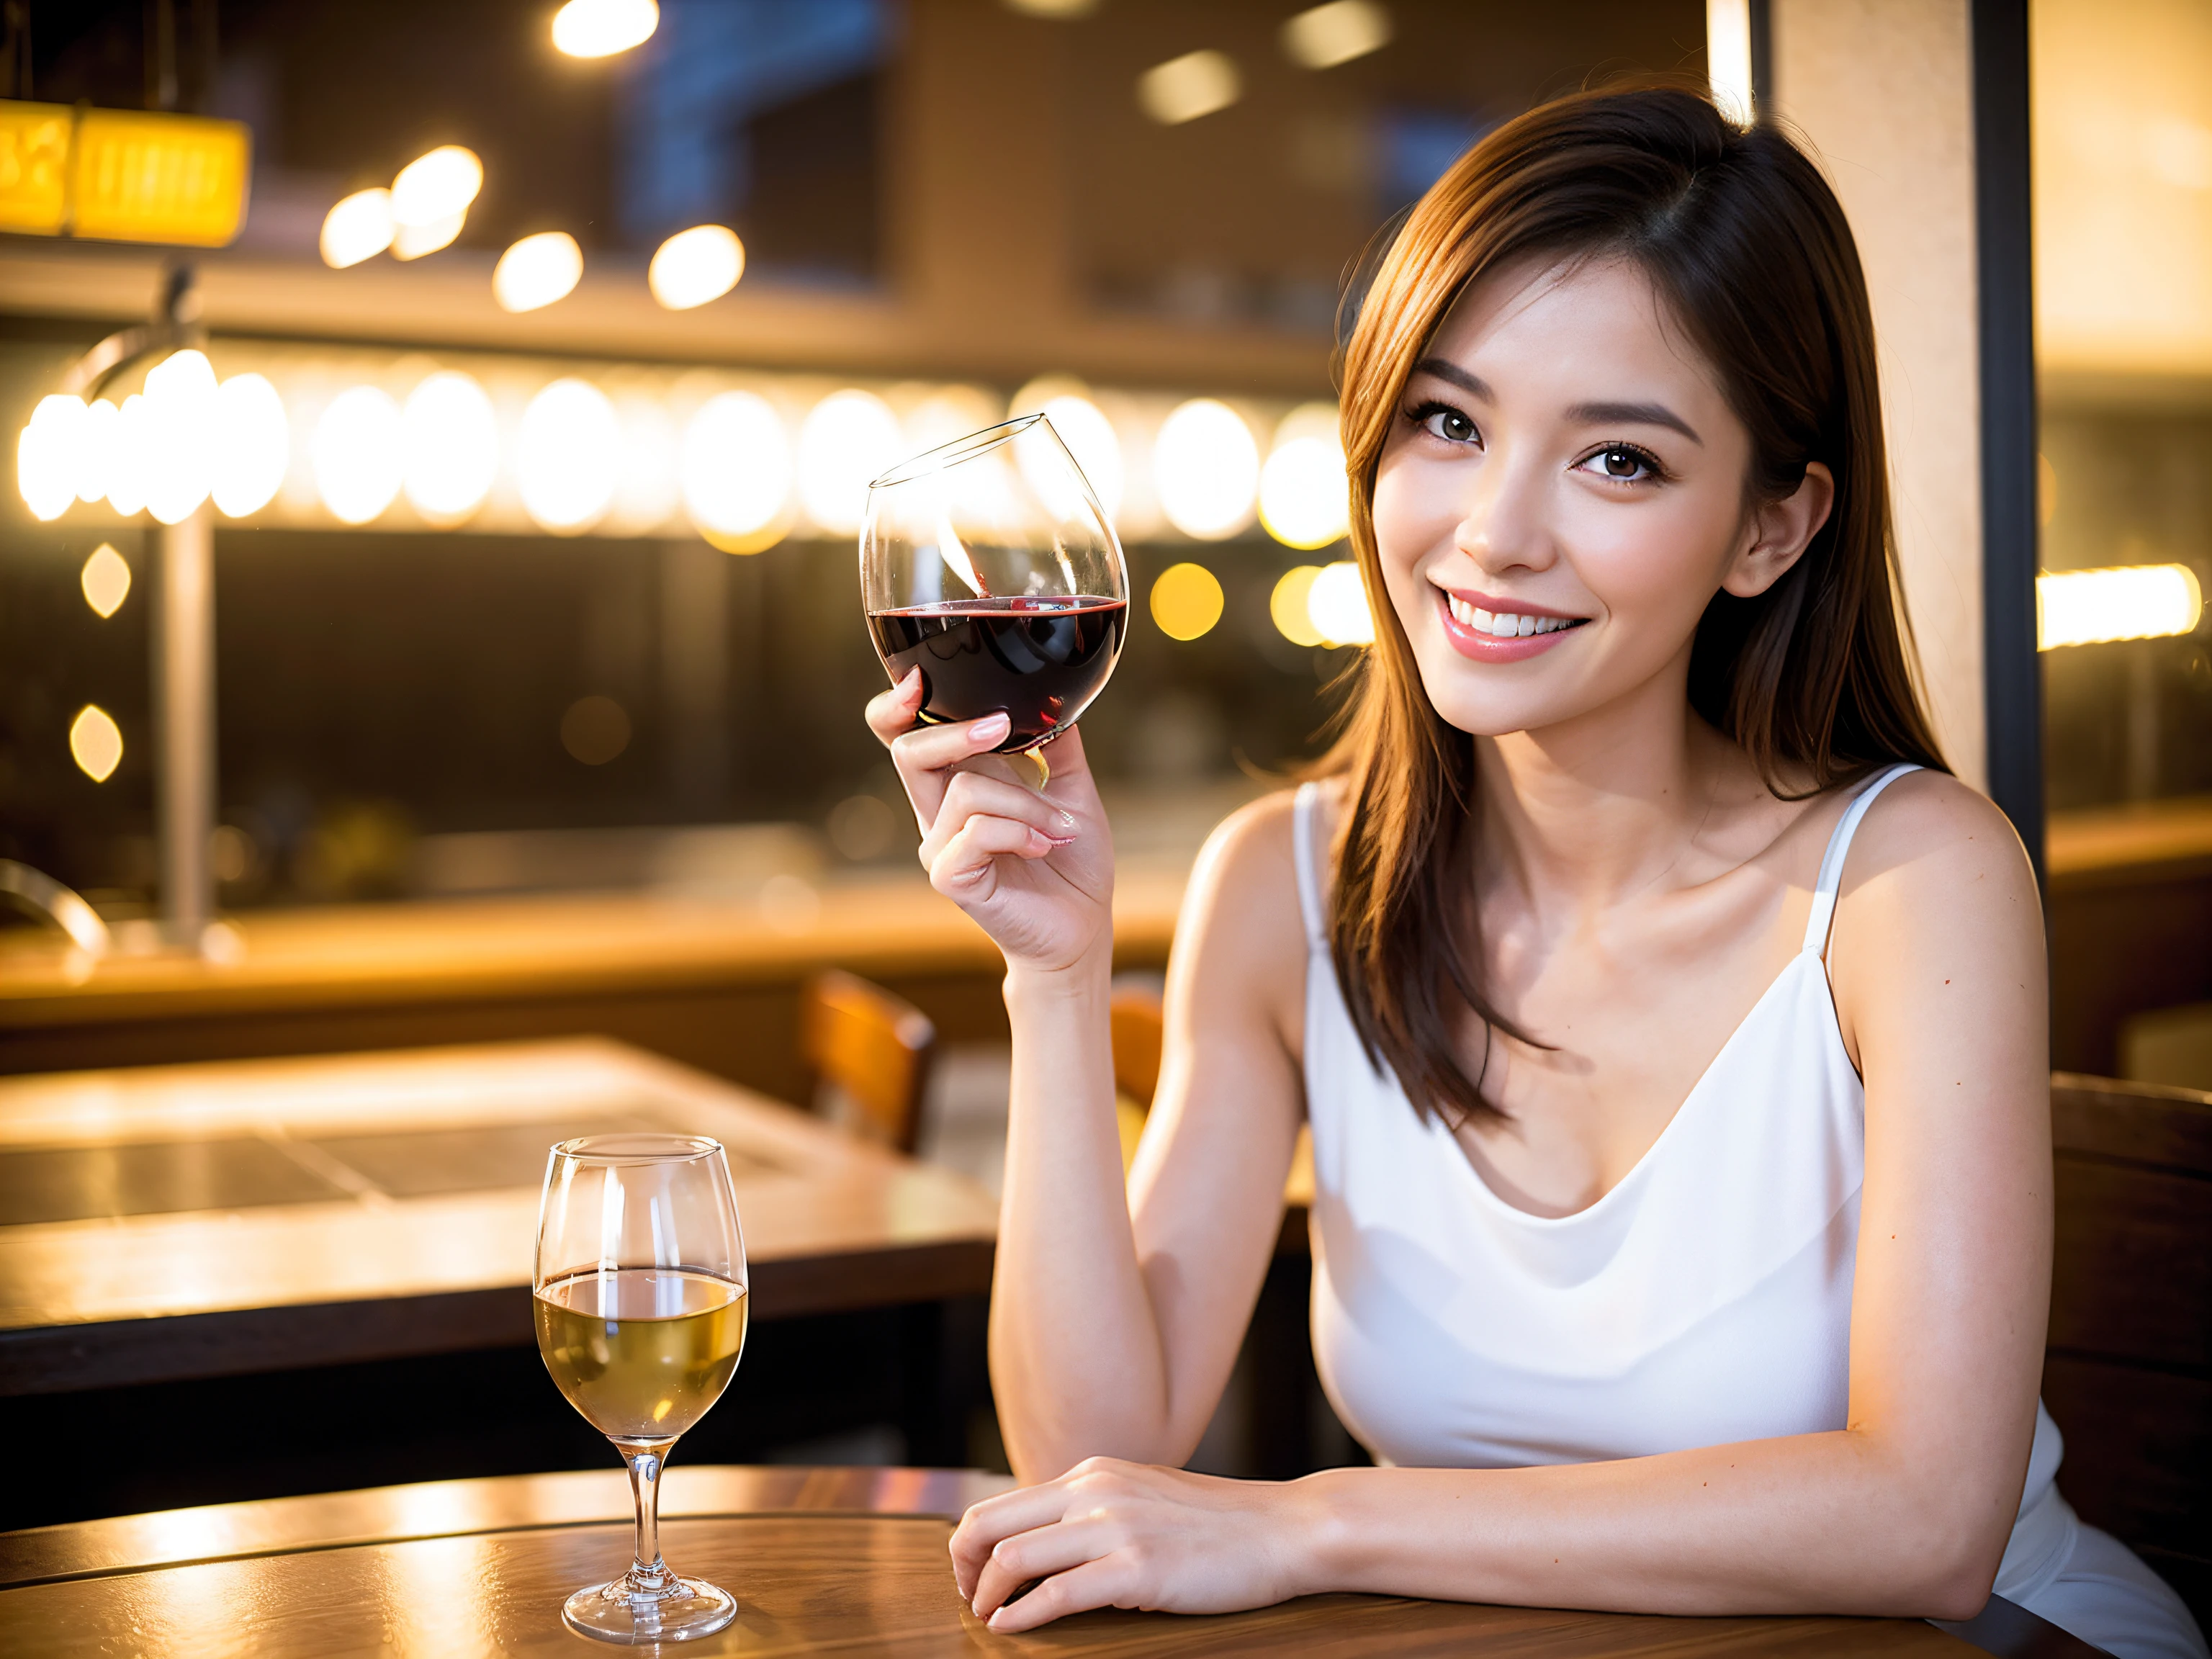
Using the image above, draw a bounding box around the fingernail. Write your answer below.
[973,712,1010,739]
[1046,834,1078,848]
[899,667,922,691]
[1057,808,1076,828]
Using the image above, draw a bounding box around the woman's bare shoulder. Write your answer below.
[1840,768,2036,904]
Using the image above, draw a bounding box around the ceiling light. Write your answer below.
[16,394,86,521]
[76,397,119,503]
[552,0,660,58]
[106,394,150,516]
[493,231,583,313]
[1137,50,1241,125]
[320,187,395,267]
[1281,1,1393,70]
[313,385,406,524]
[799,388,903,535]
[682,390,793,549]
[142,348,219,524]
[391,145,483,228]
[649,225,745,310]
[1706,0,1755,127]
[210,372,291,518]
[403,372,499,523]
[1154,397,1259,538]
[518,377,621,532]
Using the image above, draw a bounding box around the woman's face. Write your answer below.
[1370,256,1824,740]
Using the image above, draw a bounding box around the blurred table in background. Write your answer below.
[0,869,1187,1098]
[0,1038,997,1397]
[0,1465,2044,1658]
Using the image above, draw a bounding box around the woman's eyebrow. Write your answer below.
[1564,400,1703,445]
[1411,357,1492,400]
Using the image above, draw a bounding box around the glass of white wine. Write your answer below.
[534,1135,749,1643]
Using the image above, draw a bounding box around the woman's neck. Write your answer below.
[1473,663,1737,912]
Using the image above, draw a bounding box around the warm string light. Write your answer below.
[2037,565,2204,648]
[649,225,745,310]
[552,0,660,58]
[493,232,584,313]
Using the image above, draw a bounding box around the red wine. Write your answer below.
[869,596,1126,752]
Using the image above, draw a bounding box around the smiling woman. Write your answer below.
[866,84,2208,1659]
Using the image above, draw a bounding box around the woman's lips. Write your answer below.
[1435,588,1587,662]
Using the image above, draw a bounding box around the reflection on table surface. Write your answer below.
[0,1039,997,1395]
[0,1466,1984,1659]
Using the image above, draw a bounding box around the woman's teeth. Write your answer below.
[1444,594,1577,638]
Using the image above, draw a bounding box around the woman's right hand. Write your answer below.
[866,669,1115,974]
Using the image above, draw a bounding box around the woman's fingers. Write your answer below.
[967,1518,1118,1622]
[982,1557,1139,1635]
[950,1483,1079,1598]
[863,668,925,745]
[920,771,1074,865]
[929,813,1058,897]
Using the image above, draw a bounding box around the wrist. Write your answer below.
[1277,1468,1361,1599]
[1003,948,1113,1010]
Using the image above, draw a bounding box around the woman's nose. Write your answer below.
[1454,451,1557,574]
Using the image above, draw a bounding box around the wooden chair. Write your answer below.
[1107,984,1315,1234]
[2043,1072,2212,1627]
[799,970,937,1156]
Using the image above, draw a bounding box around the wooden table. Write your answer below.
[0,1038,998,1396]
[0,1465,2032,1656]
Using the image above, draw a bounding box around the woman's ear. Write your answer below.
[1722,462,1835,598]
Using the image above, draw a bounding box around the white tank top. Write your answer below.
[1292,766,2072,1597]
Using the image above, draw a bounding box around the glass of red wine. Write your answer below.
[862,413,1128,785]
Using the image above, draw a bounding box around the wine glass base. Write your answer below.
[562,1576,737,1644]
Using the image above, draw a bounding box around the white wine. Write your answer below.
[534,1267,747,1440]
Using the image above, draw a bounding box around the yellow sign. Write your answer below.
[0,101,250,247]
[0,102,72,234]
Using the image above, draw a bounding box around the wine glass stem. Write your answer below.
[617,1437,679,1593]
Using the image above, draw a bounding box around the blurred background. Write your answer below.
[0,0,2207,1540]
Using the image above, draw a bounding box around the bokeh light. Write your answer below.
[69,705,123,783]
[107,394,150,516]
[76,397,119,503]
[561,695,632,764]
[1154,397,1259,539]
[1270,565,1326,647]
[1137,49,1241,125]
[552,0,660,57]
[16,394,86,521]
[313,385,406,524]
[142,349,218,525]
[493,232,584,313]
[649,225,745,310]
[682,390,793,549]
[2038,564,2205,648]
[320,187,395,268]
[1306,559,1375,646]
[81,544,130,619]
[1150,561,1226,641]
[391,145,483,228]
[1281,1,1393,70]
[403,372,499,523]
[799,388,903,535]
[518,377,621,532]
[211,372,290,518]
[392,212,465,261]
[1259,402,1349,549]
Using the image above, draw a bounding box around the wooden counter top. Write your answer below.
[0,868,1188,1032]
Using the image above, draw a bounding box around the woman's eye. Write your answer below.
[1421,408,1478,444]
[1581,445,1657,482]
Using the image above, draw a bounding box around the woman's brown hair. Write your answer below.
[1324,83,1946,1123]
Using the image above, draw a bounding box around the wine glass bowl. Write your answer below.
[861,413,1130,755]
[534,1134,747,1644]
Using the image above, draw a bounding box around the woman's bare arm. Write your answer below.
[867,673,1308,1480]
[953,773,2054,1629]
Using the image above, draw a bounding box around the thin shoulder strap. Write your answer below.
[1802,763,1923,956]
[1292,781,1328,953]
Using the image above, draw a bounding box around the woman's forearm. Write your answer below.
[990,954,1177,1480]
[1292,1430,2015,1620]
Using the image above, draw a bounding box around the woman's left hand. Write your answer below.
[948,1457,1319,1633]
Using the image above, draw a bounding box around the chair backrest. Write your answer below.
[2044,1072,2212,1625]
[1110,986,1165,1109]
[799,970,937,1155]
